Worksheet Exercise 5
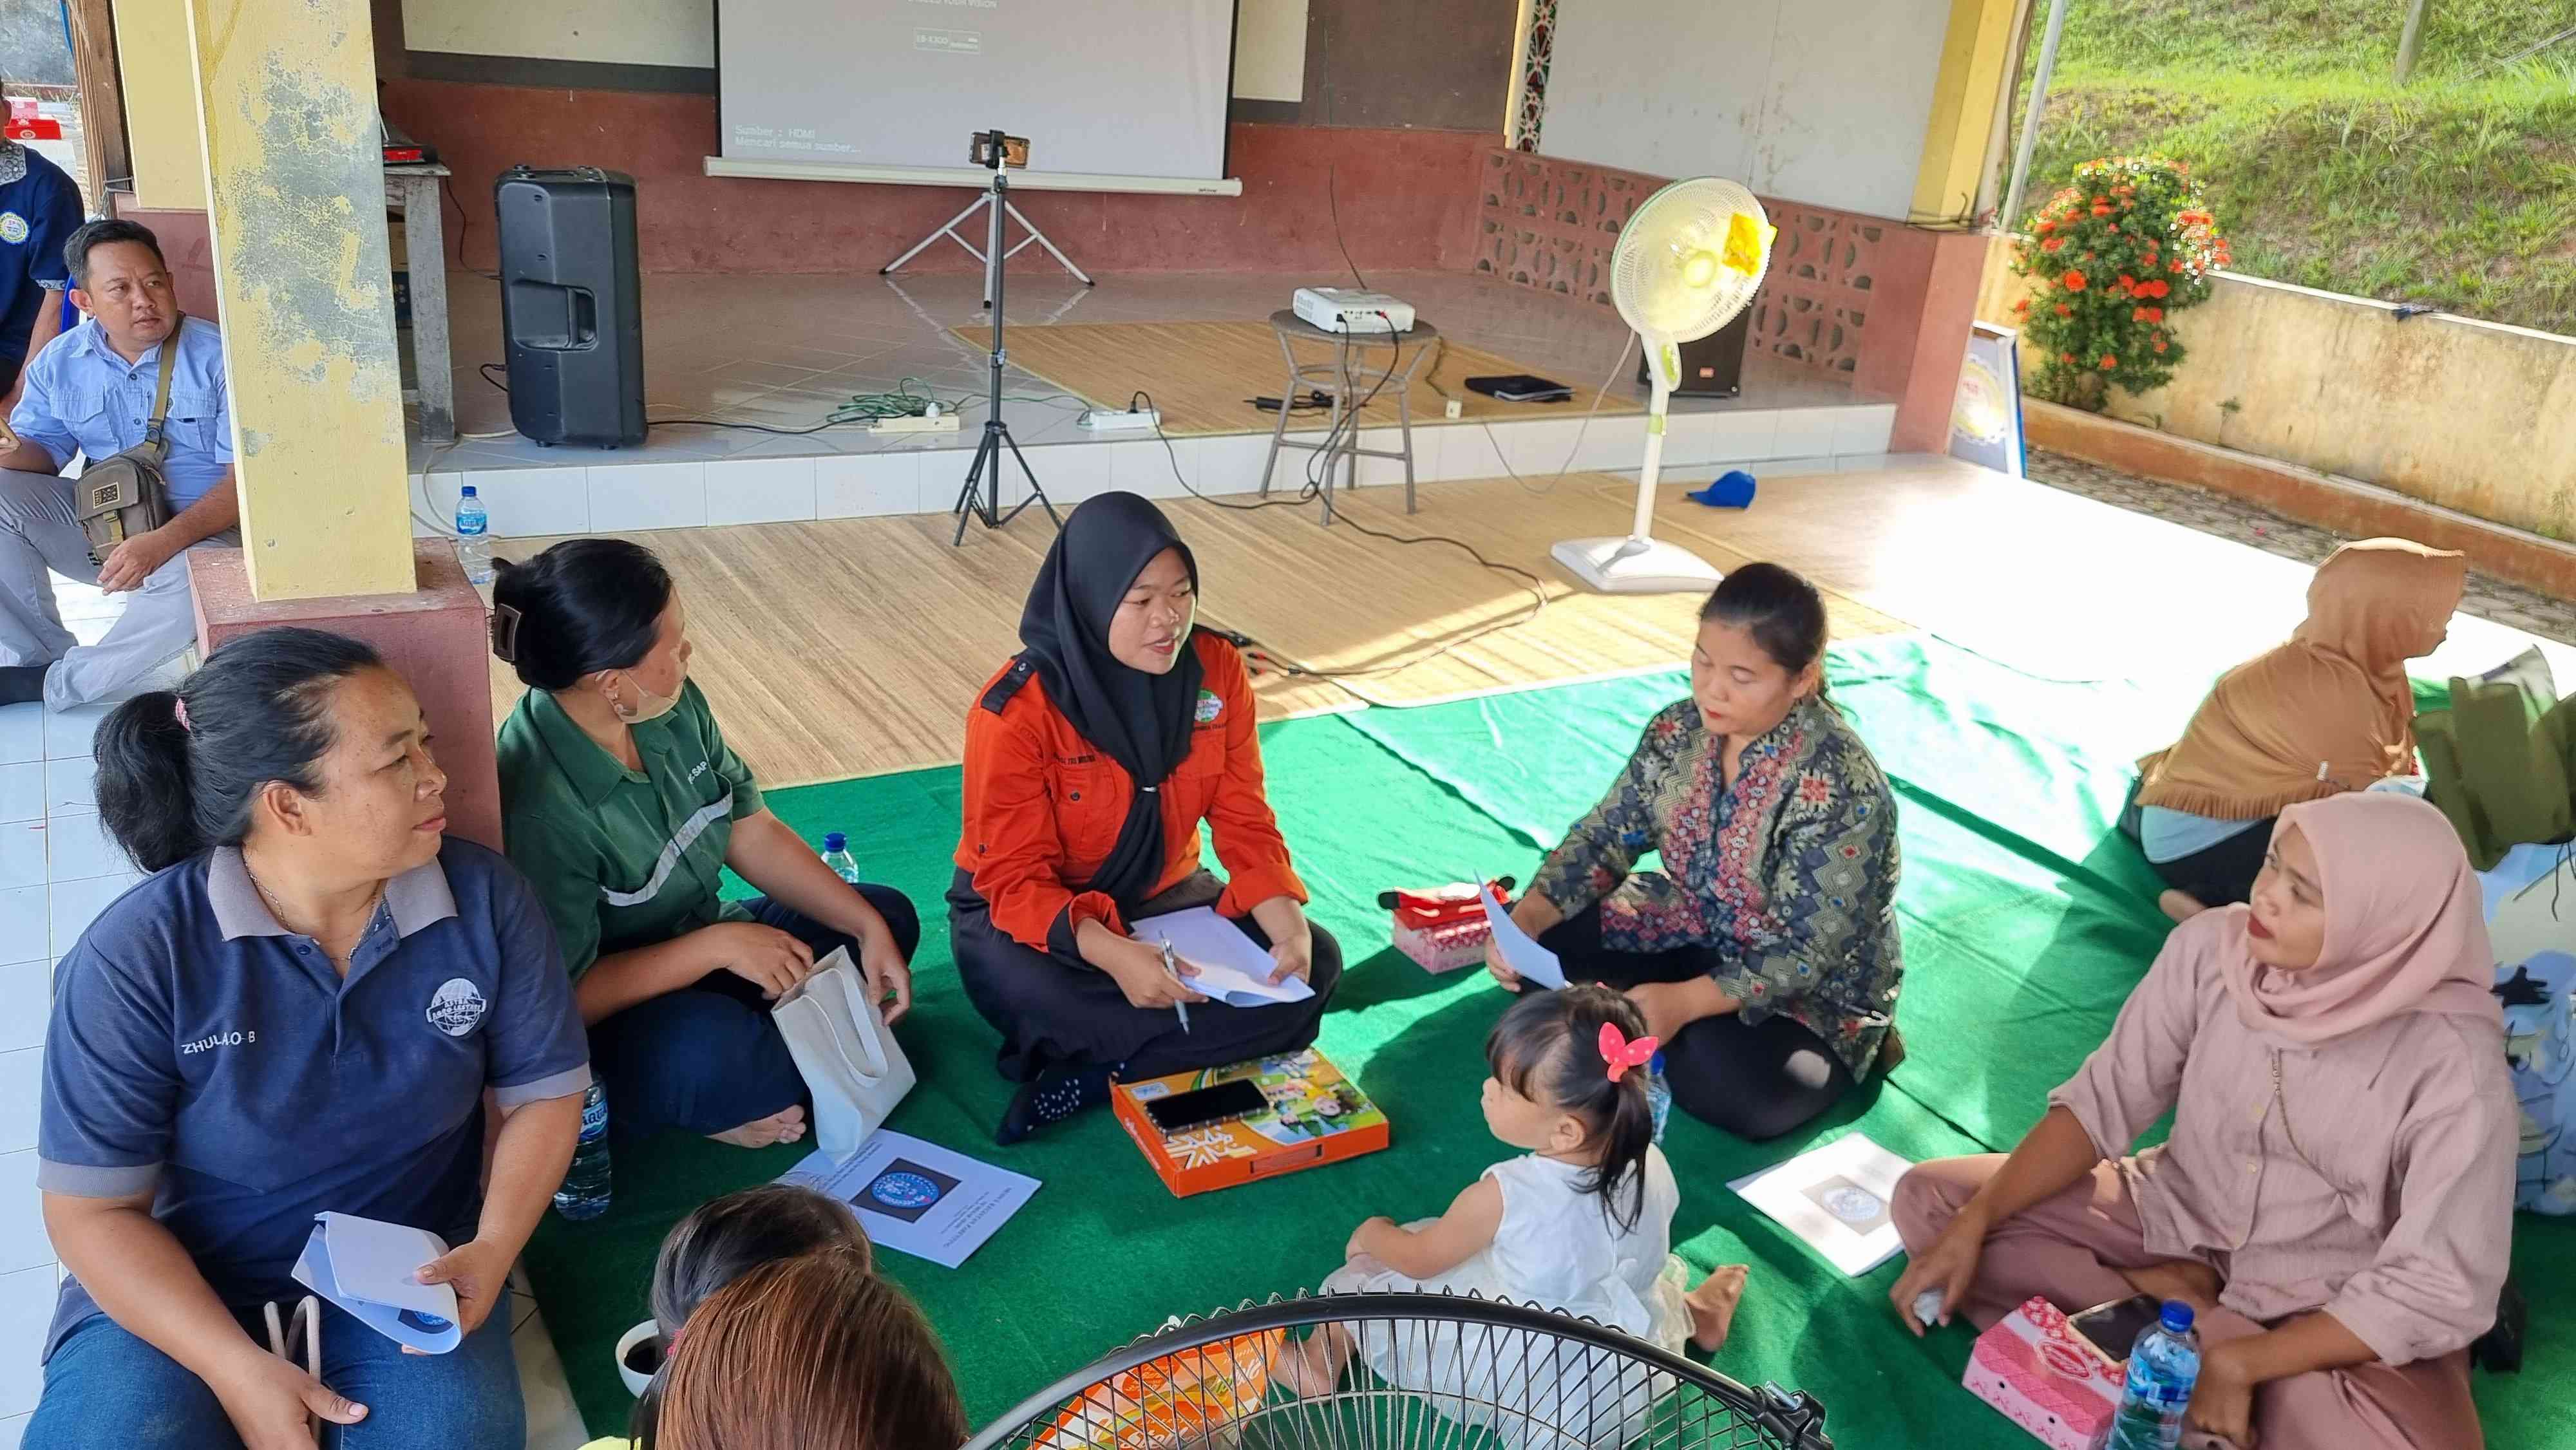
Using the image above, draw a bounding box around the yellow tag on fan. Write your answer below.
[1723,212,1772,276]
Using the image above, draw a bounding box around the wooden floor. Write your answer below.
[491,460,2572,787]
[486,513,1362,788]
[961,320,1642,437]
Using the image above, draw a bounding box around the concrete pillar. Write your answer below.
[190,543,502,852]
[110,0,206,212]
[184,0,415,601]
[1911,0,2022,226]
[175,4,502,850]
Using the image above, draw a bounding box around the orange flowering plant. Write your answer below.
[2005,156,2229,410]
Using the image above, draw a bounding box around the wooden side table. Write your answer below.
[384,162,455,444]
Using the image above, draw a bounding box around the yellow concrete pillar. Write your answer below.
[184,0,415,599]
[112,0,207,211]
[1911,0,2022,225]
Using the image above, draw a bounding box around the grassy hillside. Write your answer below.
[2012,0,2576,333]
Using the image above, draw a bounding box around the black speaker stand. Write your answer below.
[951,144,1060,545]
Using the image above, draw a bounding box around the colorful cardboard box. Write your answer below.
[1964,1297,2125,1450]
[1031,1326,1283,1450]
[1112,1049,1390,1198]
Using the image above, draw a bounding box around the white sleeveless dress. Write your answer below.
[1321,1147,1692,1450]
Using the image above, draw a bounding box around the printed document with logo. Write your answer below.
[1727,1133,1915,1276]
[781,1130,1039,1268]
[292,1212,461,1353]
[1130,907,1315,1007]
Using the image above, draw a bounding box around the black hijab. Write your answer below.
[1018,492,1206,910]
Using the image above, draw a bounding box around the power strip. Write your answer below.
[871,413,961,435]
[1079,406,1160,432]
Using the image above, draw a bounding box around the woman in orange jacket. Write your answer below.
[950,492,1341,1142]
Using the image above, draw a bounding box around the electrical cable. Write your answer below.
[647,415,857,437]
[476,355,1091,444]
[1468,334,1641,497]
[408,437,464,537]
[1130,361,1557,682]
[1325,163,1368,291]
[439,175,501,281]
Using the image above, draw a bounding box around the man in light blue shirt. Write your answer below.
[0,218,235,709]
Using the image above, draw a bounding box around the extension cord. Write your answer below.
[871,414,960,435]
[1079,406,1160,432]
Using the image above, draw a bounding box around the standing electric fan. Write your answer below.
[1553,179,1774,594]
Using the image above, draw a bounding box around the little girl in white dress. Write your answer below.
[1283,986,1750,1449]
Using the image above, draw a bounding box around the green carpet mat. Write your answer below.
[520,634,2570,1448]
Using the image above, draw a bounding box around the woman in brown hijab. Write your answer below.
[2126,538,2466,922]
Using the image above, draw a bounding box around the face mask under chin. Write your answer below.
[610,673,682,724]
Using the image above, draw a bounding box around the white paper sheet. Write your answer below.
[1727,1133,1916,1276]
[1479,887,1566,989]
[1131,907,1316,1007]
[291,1212,460,1353]
[780,1130,1041,1268]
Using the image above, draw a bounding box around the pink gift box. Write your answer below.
[1392,916,1491,973]
[1963,1297,2126,1450]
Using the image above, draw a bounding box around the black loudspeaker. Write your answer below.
[497,166,645,447]
[1638,308,1752,399]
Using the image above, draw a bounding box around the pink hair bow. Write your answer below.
[1598,1022,1660,1083]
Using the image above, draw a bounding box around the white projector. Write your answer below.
[1291,287,1416,334]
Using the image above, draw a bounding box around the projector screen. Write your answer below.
[715,0,1239,194]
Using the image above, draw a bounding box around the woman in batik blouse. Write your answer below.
[1484,563,1904,1140]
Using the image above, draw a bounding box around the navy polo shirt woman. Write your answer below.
[24,629,589,1450]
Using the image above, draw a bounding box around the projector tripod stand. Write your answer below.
[881,171,1092,309]
[947,137,1063,545]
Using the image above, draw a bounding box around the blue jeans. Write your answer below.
[23,1288,522,1450]
[588,884,922,1140]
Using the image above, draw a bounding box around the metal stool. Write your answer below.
[1260,310,1441,522]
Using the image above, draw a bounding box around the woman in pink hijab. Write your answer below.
[1887,791,2515,1450]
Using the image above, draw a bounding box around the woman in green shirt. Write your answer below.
[492,540,918,1149]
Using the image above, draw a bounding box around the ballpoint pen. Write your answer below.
[1157,939,1192,1033]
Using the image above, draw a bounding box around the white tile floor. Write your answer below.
[0,574,149,1442]
[0,575,589,1447]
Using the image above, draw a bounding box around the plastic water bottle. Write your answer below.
[2107,1301,2201,1450]
[820,831,861,885]
[1645,1051,1673,1144]
[454,486,493,586]
[553,1080,612,1221]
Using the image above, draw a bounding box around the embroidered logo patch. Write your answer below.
[1194,689,1223,725]
[426,977,488,1037]
[0,213,24,245]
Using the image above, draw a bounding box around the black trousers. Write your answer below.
[1540,904,1855,1142]
[948,869,1342,1082]
[589,884,921,1140]
[2119,777,2273,907]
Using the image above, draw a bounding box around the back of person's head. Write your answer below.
[490,538,673,691]
[2298,537,2468,668]
[655,1248,965,1450]
[63,216,166,290]
[1486,984,1658,1232]
[93,628,384,873]
[630,1185,874,1447]
[651,1185,871,1337]
[1699,561,1830,688]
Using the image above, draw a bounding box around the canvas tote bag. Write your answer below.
[772,948,916,1160]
